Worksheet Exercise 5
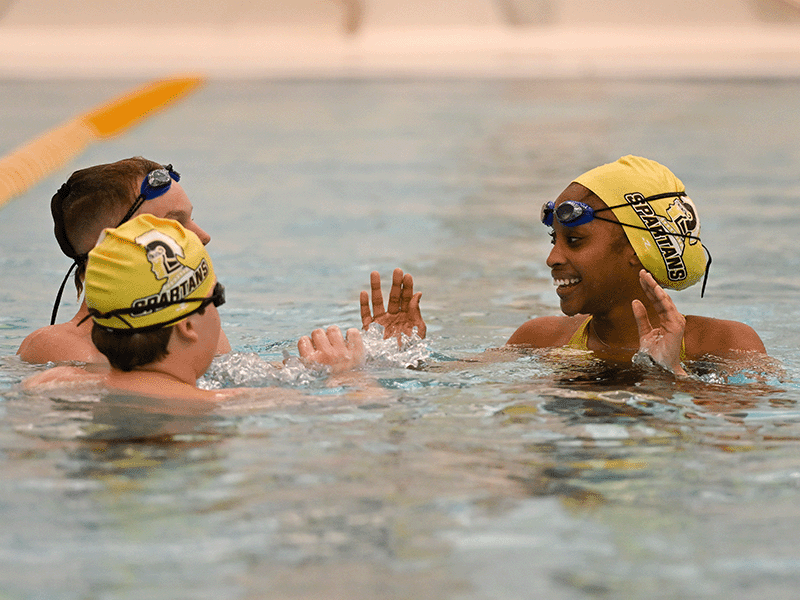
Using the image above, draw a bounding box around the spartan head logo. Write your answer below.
[665,196,700,245]
[129,228,210,317]
[135,229,193,285]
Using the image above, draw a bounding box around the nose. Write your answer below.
[546,240,564,269]
[189,222,211,246]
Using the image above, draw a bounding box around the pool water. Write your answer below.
[2,78,800,599]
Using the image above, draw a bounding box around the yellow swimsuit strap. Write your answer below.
[565,316,593,351]
[565,316,687,362]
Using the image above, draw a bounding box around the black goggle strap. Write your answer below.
[50,254,88,326]
[79,300,206,333]
[77,284,224,332]
[589,213,713,298]
[115,165,181,228]
[550,191,711,297]
[591,191,688,217]
[116,196,148,229]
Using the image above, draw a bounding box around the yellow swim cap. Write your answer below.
[574,155,707,292]
[85,214,216,331]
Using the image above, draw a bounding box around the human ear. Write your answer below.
[173,317,199,345]
[618,238,642,268]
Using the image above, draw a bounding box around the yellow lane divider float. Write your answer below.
[0,76,204,209]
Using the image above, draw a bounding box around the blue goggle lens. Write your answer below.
[139,165,180,202]
[541,200,596,227]
[116,164,181,229]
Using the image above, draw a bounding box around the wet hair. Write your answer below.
[90,304,208,372]
[51,156,164,297]
[91,324,173,372]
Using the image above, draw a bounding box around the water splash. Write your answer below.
[199,325,430,389]
[361,323,430,369]
[198,351,330,389]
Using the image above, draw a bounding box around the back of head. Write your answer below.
[573,155,707,291]
[51,156,164,294]
[86,214,216,371]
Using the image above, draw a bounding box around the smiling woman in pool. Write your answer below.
[505,155,766,373]
[362,155,766,375]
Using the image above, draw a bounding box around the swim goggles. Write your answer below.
[81,281,226,334]
[541,191,690,229]
[541,192,712,297]
[50,165,181,326]
[116,164,180,227]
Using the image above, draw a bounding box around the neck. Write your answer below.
[589,306,644,351]
[135,366,196,386]
[67,298,91,325]
[106,365,198,396]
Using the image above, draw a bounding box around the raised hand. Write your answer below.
[632,269,687,376]
[359,268,426,340]
[297,326,365,374]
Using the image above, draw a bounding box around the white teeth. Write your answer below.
[553,278,580,287]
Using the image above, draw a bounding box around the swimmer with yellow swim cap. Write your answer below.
[17,157,232,365]
[506,155,765,373]
[24,214,366,400]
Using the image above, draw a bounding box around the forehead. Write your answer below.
[554,182,607,210]
[139,182,193,220]
[551,183,629,248]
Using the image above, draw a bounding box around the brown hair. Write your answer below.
[90,304,209,372]
[91,324,173,372]
[51,156,164,296]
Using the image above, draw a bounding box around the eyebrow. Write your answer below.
[164,209,191,221]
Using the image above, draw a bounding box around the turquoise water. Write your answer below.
[1,78,800,599]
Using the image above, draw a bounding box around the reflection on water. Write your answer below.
[1,78,800,599]
[4,347,800,599]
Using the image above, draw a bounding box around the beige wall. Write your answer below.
[1,0,799,77]
[1,0,799,31]
[0,0,346,27]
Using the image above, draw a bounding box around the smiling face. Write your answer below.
[545,183,643,317]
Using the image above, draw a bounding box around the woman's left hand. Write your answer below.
[632,269,687,376]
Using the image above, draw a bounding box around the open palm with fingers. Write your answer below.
[360,268,426,340]
[632,269,687,376]
[297,326,365,374]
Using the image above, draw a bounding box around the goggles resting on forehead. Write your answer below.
[116,165,181,228]
[81,281,225,334]
[541,191,713,297]
[541,191,688,229]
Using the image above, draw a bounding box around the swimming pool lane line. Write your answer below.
[0,75,204,210]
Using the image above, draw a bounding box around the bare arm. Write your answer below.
[506,315,584,348]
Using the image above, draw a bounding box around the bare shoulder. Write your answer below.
[17,326,64,363]
[684,315,766,358]
[17,324,106,365]
[506,314,586,348]
[22,365,106,391]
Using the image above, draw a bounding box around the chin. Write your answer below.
[559,300,581,317]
